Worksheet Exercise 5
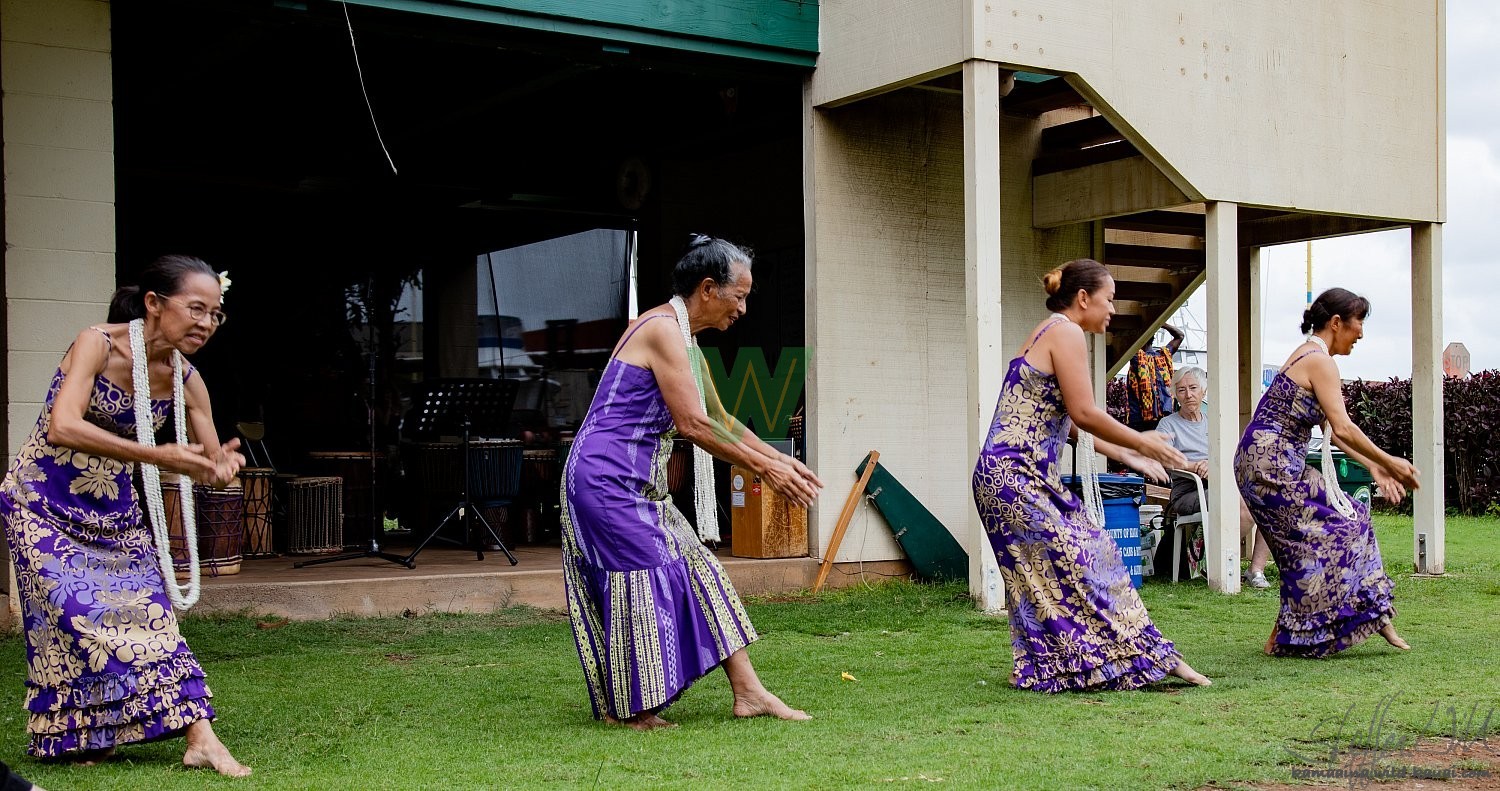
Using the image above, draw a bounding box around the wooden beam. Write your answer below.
[1411,224,1444,574]
[1002,77,1084,117]
[1039,115,1124,153]
[1204,201,1241,594]
[1032,139,1140,176]
[1105,210,1205,236]
[1104,243,1204,269]
[1033,155,1190,229]
[1240,213,1407,248]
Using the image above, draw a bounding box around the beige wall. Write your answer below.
[2,0,116,461]
[814,0,1444,223]
[805,87,1089,562]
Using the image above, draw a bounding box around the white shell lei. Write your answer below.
[1049,313,1107,527]
[669,296,721,542]
[1307,334,1359,519]
[130,318,201,608]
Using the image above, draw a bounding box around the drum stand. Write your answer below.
[401,415,517,568]
[400,378,521,569]
[296,352,407,569]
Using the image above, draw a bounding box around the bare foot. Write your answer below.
[733,691,811,721]
[1380,624,1410,651]
[71,747,114,766]
[1264,624,1280,656]
[1169,659,1212,686]
[182,720,251,778]
[603,713,676,731]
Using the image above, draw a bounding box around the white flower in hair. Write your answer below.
[218,271,232,300]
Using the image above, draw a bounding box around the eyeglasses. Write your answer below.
[161,295,228,327]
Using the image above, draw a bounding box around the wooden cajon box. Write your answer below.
[729,465,808,558]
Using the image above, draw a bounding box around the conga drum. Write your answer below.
[165,482,245,577]
[286,476,343,554]
[239,468,275,558]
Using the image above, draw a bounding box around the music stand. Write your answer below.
[401,378,521,568]
[296,350,407,570]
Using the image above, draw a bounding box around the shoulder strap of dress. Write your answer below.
[1280,348,1320,375]
[1023,318,1068,355]
[612,313,673,358]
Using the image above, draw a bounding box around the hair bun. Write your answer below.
[1041,268,1064,295]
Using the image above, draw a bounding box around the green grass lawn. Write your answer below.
[2,515,1497,790]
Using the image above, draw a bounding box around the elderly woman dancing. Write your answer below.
[0,255,249,775]
[560,235,823,729]
[1235,287,1419,657]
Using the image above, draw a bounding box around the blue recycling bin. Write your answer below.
[1062,473,1146,588]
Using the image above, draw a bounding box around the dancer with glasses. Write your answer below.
[0,255,250,776]
[560,235,822,729]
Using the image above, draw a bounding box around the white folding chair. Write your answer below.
[1166,469,1208,583]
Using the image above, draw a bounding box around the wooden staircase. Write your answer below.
[1008,76,1403,374]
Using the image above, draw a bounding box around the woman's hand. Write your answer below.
[154,443,219,483]
[1119,450,1168,484]
[1371,466,1407,506]
[207,438,247,489]
[1135,431,1188,470]
[1384,457,1420,491]
[762,454,822,509]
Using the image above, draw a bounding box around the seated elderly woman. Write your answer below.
[1150,366,1273,588]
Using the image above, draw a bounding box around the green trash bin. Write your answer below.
[1306,449,1375,506]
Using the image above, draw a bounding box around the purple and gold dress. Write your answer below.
[0,343,215,757]
[559,315,756,720]
[1234,351,1395,658]
[972,320,1181,692]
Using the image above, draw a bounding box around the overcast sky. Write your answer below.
[1175,0,1496,382]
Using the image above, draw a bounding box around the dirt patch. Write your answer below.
[1203,738,1499,790]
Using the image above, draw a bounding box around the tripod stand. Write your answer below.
[401,378,521,568]
[296,351,406,570]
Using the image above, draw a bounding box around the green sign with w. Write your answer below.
[700,347,805,439]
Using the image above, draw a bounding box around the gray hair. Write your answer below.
[672,235,753,297]
[1173,366,1207,390]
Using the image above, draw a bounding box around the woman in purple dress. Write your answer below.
[0,255,250,776]
[1235,288,1419,657]
[973,259,1211,691]
[561,236,823,730]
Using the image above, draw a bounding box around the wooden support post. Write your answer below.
[1204,201,1241,593]
[1411,223,1445,574]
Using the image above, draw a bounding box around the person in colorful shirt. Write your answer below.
[1126,322,1185,430]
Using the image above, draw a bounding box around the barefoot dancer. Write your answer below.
[560,235,822,729]
[0,255,250,776]
[1235,288,1419,657]
[972,259,1212,691]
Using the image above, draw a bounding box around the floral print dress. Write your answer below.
[0,342,215,757]
[972,320,1181,691]
[1234,351,1396,658]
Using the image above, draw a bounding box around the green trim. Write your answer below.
[339,0,818,67]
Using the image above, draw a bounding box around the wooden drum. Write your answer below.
[238,468,275,558]
[521,448,560,544]
[286,476,343,554]
[163,481,246,577]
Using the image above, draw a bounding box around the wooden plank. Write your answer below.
[1039,115,1123,153]
[1032,155,1189,229]
[1112,280,1173,304]
[1104,243,1203,269]
[1411,224,1444,574]
[1002,77,1084,117]
[1203,201,1240,594]
[1031,139,1139,176]
[1105,210,1205,236]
